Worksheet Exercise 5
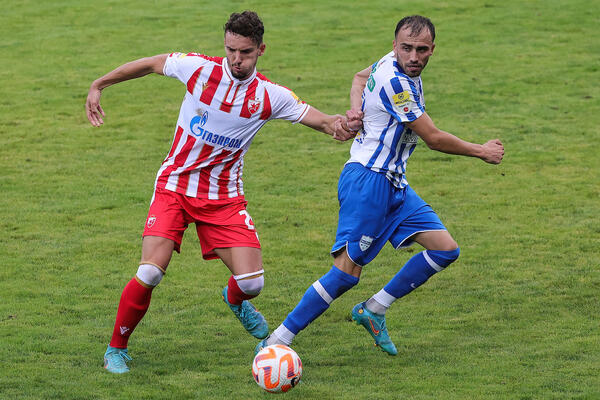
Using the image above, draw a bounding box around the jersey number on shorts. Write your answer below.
[239,210,255,230]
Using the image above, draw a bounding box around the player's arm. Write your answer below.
[345,65,371,122]
[299,107,360,142]
[86,54,168,127]
[408,112,504,164]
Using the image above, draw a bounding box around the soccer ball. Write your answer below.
[252,345,302,393]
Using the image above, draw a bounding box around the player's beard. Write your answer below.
[231,63,251,80]
[404,63,423,77]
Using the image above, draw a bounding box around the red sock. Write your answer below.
[226,275,255,305]
[109,277,153,348]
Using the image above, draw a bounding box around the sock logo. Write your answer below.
[359,235,373,252]
[120,326,130,335]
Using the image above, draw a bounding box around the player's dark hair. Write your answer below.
[224,11,264,46]
[395,15,435,42]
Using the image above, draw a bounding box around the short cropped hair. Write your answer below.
[395,15,436,42]
[223,11,264,46]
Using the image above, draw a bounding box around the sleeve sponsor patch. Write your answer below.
[289,90,304,104]
[392,91,411,106]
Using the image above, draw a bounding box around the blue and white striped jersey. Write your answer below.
[348,51,425,188]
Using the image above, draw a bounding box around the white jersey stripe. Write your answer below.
[347,51,426,189]
[157,52,310,199]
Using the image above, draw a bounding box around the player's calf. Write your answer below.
[222,270,268,339]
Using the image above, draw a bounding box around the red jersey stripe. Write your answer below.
[240,79,258,119]
[187,66,204,95]
[164,126,184,162]
[256,72,273,84]
[191,54,224,64]
[217,151,243,197]
[157,134,196,188]
[219,82,240,113]
[200,65,223,106]
[176,143,215,193]
[260,88,272,120]
[195,149,234,198]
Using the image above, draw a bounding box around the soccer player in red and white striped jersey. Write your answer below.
[86,11,360,374]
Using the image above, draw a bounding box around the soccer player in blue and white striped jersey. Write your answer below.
[257,15,504,356]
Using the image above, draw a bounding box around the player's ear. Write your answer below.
[258,43,266,56]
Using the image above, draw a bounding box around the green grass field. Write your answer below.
[1,0,599,398]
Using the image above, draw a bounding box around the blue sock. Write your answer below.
[383,248,460,299]
[283,266,359,334]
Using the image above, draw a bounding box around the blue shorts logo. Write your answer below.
[359,235,373,252]
[190,112,208,136]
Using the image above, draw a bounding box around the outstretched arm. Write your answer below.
[408,112,504,164]
[86,54,168,127]
[299,107,361,142]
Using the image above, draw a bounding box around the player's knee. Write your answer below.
[235,269,264,296]
[136,263,165,287]
[425,247,460,269]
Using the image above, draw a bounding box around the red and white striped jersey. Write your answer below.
[156,52,310,199]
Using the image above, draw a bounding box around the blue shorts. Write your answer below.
[331,163,447,266]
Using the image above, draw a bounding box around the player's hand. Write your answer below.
[333,116,360,142]
[481,139,504,164]
[346,108,363,123]
[86,84,105,127]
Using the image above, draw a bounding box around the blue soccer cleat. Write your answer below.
[222,287,269,339]
[352,302,398,355]
[103,345,132,373]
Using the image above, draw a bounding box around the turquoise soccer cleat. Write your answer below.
[103,345,132,373]
[352,302,398,356]
[254,338,269,355]
[222,287,269,339]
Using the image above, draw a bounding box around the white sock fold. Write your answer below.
[268,324,295,346]
[365,289,397,315]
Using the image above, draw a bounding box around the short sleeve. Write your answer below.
[265,84,310,123]
[379,76,425,123]
[163,52,210,84]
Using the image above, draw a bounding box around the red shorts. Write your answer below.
[143,187,260,259]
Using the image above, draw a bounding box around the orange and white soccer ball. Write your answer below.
[252,344,302,393]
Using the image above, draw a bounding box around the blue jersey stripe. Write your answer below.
[379,86,403,123]
[348,52,426,189]
[381,121,405,171]
[366,114,395,169]
[390,76,404,94]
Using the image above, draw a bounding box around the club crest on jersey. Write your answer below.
[248,97,261,114]
[359,235,374,252]
[147,215,157,228]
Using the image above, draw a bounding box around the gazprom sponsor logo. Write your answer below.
[189,113,242,149]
